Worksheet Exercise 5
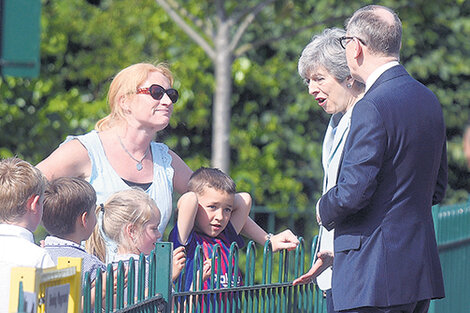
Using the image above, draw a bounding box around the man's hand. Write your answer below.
[292,250,334,285]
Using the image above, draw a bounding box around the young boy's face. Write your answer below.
[194,187,234,237]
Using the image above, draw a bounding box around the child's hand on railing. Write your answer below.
[172,246,186,281]
[202,258,212,282]
[269,229,300,252]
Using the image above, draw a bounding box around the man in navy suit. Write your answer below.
[318,5,447,313]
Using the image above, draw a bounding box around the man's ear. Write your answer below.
[353,39,363,59]
[27,194,41,214]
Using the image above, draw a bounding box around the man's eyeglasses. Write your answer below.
[137,84,179,103]
[338,36,366,49]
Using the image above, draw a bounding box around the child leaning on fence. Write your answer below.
[86,188,185,294]
[42,177,106,283]
[169,167,251,291]
[0,157,55,311]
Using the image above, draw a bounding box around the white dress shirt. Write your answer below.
[0,224,54,313]
[365,61,400,93]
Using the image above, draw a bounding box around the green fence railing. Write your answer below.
[171,237,317,313]
[251,202,470,313]
[80,237,319,313]
[15,201,470,312]
[82,242,172,313]
[429,202,470,313]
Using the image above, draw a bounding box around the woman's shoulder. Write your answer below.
[151,141,169,152]
[37,133,91,179]
[150,141,173,168]
[61,130,102,154]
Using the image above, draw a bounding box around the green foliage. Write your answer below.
[1,0,469,239]
[399,0,470,203]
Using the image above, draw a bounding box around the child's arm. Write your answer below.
[176,192,199,244]
[241,218,300,252]
[230,192,252,234]
[232,192,299,251]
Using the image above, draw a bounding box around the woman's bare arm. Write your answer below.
[36,139,91,180]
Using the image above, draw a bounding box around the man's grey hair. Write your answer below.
[298,28,350,82]
[346,5,402,57]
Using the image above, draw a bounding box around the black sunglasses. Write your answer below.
[137,84,179,103]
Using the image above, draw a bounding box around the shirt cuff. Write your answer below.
[316,199,321,225]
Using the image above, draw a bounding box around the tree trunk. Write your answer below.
[211,23,232,173]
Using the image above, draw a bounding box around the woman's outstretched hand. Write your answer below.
[292,250,334,285]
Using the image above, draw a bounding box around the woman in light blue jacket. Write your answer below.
[293,28,364,313]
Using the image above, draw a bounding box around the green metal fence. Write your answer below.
[82,243,172,313]
[252,203,470,313]
[429,202,470,313]
[74,201,470,313]
[309,203,470,313]
[171,238,317,313]
[81,237,319,313]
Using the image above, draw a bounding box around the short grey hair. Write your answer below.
[346,5,402,57]
[298,28,350,83]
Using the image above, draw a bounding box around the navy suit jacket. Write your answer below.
[319,65,447,311]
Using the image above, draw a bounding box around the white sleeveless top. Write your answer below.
[64,130,174,237]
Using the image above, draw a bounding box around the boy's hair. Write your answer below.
[0,157,47,223]
[42,177,97,236]
[188,167,236,195]
[86,187,159,262]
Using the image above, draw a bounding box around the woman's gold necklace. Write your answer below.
[118,136,150,171]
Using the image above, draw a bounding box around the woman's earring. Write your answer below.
[347,83,352,89]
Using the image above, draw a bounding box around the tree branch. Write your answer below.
[215,0,226,22]
[166,0,214,38]
[155,0,216,60]
[234,15,346,57]
[229,0,275,26]
[229,0,275,52]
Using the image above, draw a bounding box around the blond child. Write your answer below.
[86,188,185,287]
[0,157,55,311]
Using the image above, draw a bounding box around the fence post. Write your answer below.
[154,242,173,309]
[82,272,91,313]
[137,254,146,302]
[244,241,257,313]
[105,263,114,313]
[228,242,240,312]
[262,240,273,313]
[115,261,125,309]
